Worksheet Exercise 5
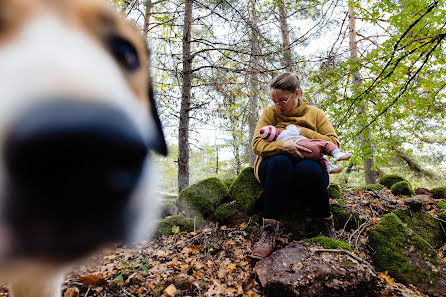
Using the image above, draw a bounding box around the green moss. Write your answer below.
[379,174,405,189]
[367,213,440,285]
[160,198,176,218]
[437,201,446,210]
[209,203,238,224]
[337,199,346,206]
[391,181,415,197]
[439,211,446,221]
[179,177,230,217]
[222,176,237,189]
[303,236,353,252]
[357,184,385,191]
[327,184,341,199]
[156,215,194,236]
[431,186,446,199]
[393,209,446,249]
[330,205,362,231]
[229,167,262,212]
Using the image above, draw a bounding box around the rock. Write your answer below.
[160,198,177,218]
[229,167,262,212]
[414,187,432,196]
[403,197,422,211]
[208,202,239,224]
[367,213,446,296]
[431,186,446,200]
[254,242,379,297]
[356,184,385,191]
[438,201,446,210]
[179,177,230,218]
[330,205,362,231]
[222,176,237,189]
[390,181,415,197]
[327,184,341,199]
[439,212,446,228]
[302,236,353,252]
[379,174,405,189]
[156,215,194,236]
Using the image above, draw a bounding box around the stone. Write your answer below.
[379,174,405,189]
[368,213,446,296]
[414,187,432,196]
[390,181,415,197]
[156,215,194,236]
[330,205,362,231]
[431,186,446,200]
[327,184,341,199]
[356,184,385,191]
[254,242,379,297]
[403,197,422,211]
[229,167,262,212]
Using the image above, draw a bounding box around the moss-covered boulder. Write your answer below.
[437,201,446,210]
[229,167,262,212]
[390,181,415,197]
[330,205,362,231]
[393,209,446,249]
[156,215,194,236]
[367,213,446,296]
[439,212,446,228]
[431,186,446,200]
[179,177,230,218]
[357,184,385,191]
[327,184,341,199]
[379,174,405,189]
[222,176,237,189]
[209,202,239,224]
[302,236,353,252]
[159,198,176,218]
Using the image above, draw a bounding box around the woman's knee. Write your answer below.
[294,159,327,180]
[259,154,294,181]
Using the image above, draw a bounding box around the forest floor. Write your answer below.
[1,189,444,297]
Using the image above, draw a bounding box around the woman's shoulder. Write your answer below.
[260,105,277,116]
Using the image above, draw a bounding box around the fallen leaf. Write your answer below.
[227,264,237,270]
[164,284,177,296]
[378,271,395,284]
[79,274,102,286]
[64,287,79,297]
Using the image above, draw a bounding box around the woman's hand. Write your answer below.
[283,139,312,158]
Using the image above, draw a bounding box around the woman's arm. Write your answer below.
[299,109,340,147]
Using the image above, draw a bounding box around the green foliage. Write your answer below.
[357,184,385,191]
[156,215,194,236]
[431,186,446,199]
[209,203,239,224]
[229,167,262,212]
[330,205,362,231]
[437,201,446,210]
[379,174,405,189]
[367,213,440,286]
[327,184,342,199]
[179,177,229,218]
[303,236,353,252]
[393,209,446,249]
[391,181,415,197]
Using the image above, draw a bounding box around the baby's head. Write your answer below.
[259,125,281,141]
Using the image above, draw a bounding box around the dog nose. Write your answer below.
[5,100,147,194]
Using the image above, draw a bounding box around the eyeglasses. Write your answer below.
[273,92,293,106]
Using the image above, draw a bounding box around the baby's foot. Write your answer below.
[333,151,352,161]
[326,162,343,174]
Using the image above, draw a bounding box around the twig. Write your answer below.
[122,288,136,297]
[314,248,368,265]
[339,213,353,238]
[85,286,91,297]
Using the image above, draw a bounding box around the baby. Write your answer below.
[259,125,352,174]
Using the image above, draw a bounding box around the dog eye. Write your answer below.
[107,35,140,71]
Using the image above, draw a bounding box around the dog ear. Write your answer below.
[148,83,168,156]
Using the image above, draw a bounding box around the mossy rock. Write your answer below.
[393,209,446,249]
[379,174,405,189]
[437,201,446,210]
[222,176,237,189]
[367,213,446,295]
[327,184,341,199]
[229,167,262,212]
[156,215,194,236]
[357,184,385,191]
[179,177,230,218]
[160,198,176,218]
[302,236,353,252]
[209,203,238,224]
[439,212,446,226]
[431,186,446,199]
[390,181,415,197]
[330,205,362,231]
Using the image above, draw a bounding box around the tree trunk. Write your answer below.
[278,0,292,72]
[248,0,260,166]
[178,0,193,192]
[348,2,376,184]
[143,0,152,38]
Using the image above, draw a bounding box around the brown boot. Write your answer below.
[251,218,279,259]
[314,214,337,239]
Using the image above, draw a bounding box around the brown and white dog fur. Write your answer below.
[0,1,167,296]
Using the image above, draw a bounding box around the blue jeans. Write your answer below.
[258,154,330,220]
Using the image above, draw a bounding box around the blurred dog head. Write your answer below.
[0,0,167,270]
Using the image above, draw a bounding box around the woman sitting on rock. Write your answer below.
[251,72,341,259]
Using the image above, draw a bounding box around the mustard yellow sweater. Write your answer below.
[252,99,339,181]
